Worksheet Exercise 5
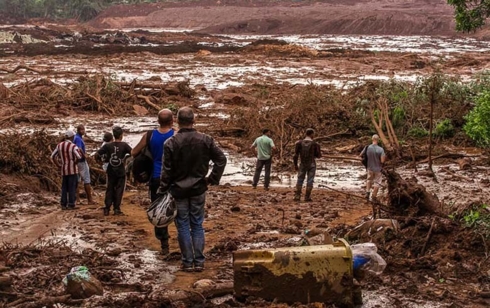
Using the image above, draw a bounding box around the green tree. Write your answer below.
[464,90,490,147]
[448,0,490,32]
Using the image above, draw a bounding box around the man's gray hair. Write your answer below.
[177,107,195,125]
[372,134,380,140]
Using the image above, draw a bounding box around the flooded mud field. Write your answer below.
[1,18,490,308]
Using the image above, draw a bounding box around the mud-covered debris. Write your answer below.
[106,247,122,257]
[385,169,442,216]
[64,266,104,299]
[346,219,400,242]
[0,275,12,291]
[193,279,216,289]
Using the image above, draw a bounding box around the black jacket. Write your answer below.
[160,128,227,198]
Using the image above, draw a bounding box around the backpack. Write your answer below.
[147,192,177,228]
[361,145,369,168]
[132,130,154,183]
[299,139,316,166]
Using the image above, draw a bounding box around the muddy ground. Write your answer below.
[1,6,490,308]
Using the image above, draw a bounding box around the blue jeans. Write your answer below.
[174,193,206,267]
[296,164,316,187]
[61,174,78,208]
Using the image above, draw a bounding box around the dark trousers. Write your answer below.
[150,177,169,249]
[105,175,126,211]
[61,174,78,208]
[253,158,271,188]
[297,164,316,187]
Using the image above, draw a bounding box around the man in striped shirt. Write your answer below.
[51,130,83,210]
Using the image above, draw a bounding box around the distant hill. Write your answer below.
[89,0,462,36]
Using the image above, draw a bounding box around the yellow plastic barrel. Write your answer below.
[233,239,355,307]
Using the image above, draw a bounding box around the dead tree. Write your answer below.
[369,98,401,158]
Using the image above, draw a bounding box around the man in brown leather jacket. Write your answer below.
[159,107,227,272]
[293,128,321,202]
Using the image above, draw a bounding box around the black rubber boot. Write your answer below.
[304,186,313,202]
[294,185,302,201]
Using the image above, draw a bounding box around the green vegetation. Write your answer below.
[447,0,490,32]
[407,126,429,138]
[434,119,455,138]
[464,90,490,147]
[462,204,490,238]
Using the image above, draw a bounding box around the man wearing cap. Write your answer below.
[293,128,321,202]
[74,124,96,205]
[360,134,386,202]
[51,130,83,210]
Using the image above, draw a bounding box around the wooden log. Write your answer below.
[0,276,12,290]
[314,129,351,142]
[418,153,468,164]
[420,218,436,256]
[0,65,42,74]
[457,157,472,170]
[136,95,161,111]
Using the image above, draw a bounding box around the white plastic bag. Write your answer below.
[147,192,177,227]
[351,243,386,275]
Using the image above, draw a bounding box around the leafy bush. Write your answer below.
[463,90,490,147]
[434,119,454,138]
[391,106,405,128]
[407,126,428,138]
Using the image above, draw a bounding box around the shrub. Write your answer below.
[464,90,490,147]
[407,126,428,138]
[391,106,405,128]
[434,119,454,138]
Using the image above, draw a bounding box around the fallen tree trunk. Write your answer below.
[384,169,443,216]
[149,281,233,306]
[314,129,351,142]
[418,153,470,164]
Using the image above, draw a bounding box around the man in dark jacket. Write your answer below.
[293,128,321,202]
[159,107,227,272]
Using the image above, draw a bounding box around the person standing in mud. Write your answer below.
[51,130,83,210]
[251,129,276,191]
[131,109,175,256]
[74,124,96,205]
[159,107,227,272]
[293,128,321,202]
[96,126,132,216]
[360,134,386,202]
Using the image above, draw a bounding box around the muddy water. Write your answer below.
[2,33,490,90]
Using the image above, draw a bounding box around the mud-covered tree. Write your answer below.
[448,0,490,32]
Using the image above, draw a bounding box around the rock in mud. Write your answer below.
[193,279,216,289]
[65,274,104,299]
[106,247,122,257]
